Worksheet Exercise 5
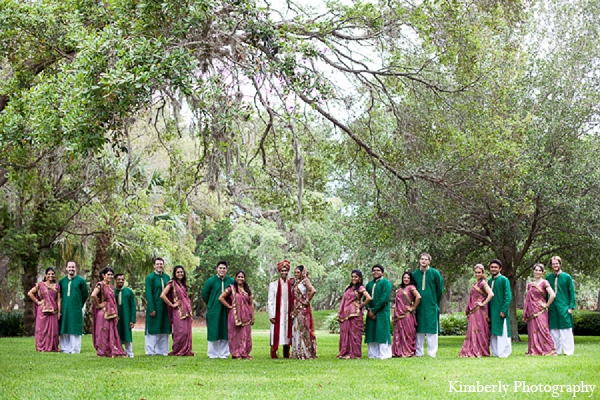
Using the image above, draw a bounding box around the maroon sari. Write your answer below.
[392,285,418,357]
[166,280,194,356]
[337,285,365,359]
[225,284,253,359]
[523,280,556,356]
[459,279,491,357]
[33,282,60,352]
[92,282,127,357]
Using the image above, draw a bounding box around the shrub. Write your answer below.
[0,311,25,337]
[517,309,600,336]
[325,312,340,334]
[440,312,468,336]
[572,310,600,336]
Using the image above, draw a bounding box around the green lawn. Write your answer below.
[1,329,598,399]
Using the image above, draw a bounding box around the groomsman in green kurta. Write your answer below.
[202,261,235,358]
[364,264,392,359]
[115,273,136,358]
[59,260,89,354]
[547,256,576,355]
[145,257,170,355]
[412,253,444,357]
[488,259,512,358]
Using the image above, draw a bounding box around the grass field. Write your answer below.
[1,315,598,399]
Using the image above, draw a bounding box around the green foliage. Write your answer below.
[571,311,600,336]
[516,310,600,336]
[0,311,24,337]
[439,312,468,336]
[325,312,340,334]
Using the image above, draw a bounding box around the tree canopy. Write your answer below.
[1,0,599,335]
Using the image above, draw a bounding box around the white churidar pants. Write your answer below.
[416,333,439,357]
[367,342,392,359]
[145,334,169,356]
[60,334,82,354]
[491,319,512,358]
[551,328,574,355]
[207,340,230,359]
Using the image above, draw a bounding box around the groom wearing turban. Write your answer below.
[267,260,295,358]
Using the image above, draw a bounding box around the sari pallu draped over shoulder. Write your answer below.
[337,285,365,359]
[459,279,491,358]
[92,282,127,357]
[166,280,194,356]
[523,280,556,356]
[392,285,418,357]
[227,284,253,358]
[34,282,60,352]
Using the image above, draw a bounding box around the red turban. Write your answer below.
[277,259,290,272]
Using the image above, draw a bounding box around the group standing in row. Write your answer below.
[336,253,443,359]
[458,256,575,358]
[28,254,576,359]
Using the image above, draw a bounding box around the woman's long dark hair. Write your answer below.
[233,270,252,296]
[400,270,417,289]
[172,265,188,291]
[346,269,363,291]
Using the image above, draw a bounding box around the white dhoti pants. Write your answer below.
[551,328,574,355]
[207,340,230,359]
[491,319,512,358]
[60,334,82,354]
[145,334,169,356]
[367,342,392,359]
[416,333,439,357]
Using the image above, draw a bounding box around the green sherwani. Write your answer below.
[202,275,235,341]
[145,272,171,334]
[546,272,576,329]
[59,275,89,335]
[115,286,136,343]
[412,267,444,334]
[364,277,392,344]
[488,274,511,336]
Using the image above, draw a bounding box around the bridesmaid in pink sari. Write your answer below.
[27,268,61,352]
[161,265,194,356]
[392,271,421,357]
[90,268,127,357]
[219,270,254,359]
[523,263,556,356]
[459,264,494,357]
[337,270,371,359]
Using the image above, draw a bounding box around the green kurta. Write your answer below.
[364,277,392,344]
[58,275,89,335]
[202,275,235,341]
[546,272,576,329]
[145,272,171,335]
[412,267,444,334]
[488,274,511,336]
[115,286,136,343]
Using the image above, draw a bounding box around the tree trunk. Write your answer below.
[0,254,11,310]
[83,231,112,334]
[21,251,40,336]
[440,281,452,314]
[514,279,526,309]
[498,252,521,342]
[597,289,600,312]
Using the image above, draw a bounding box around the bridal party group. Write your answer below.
[28,253,576,359]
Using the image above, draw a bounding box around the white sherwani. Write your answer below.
[268,278,291,346]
